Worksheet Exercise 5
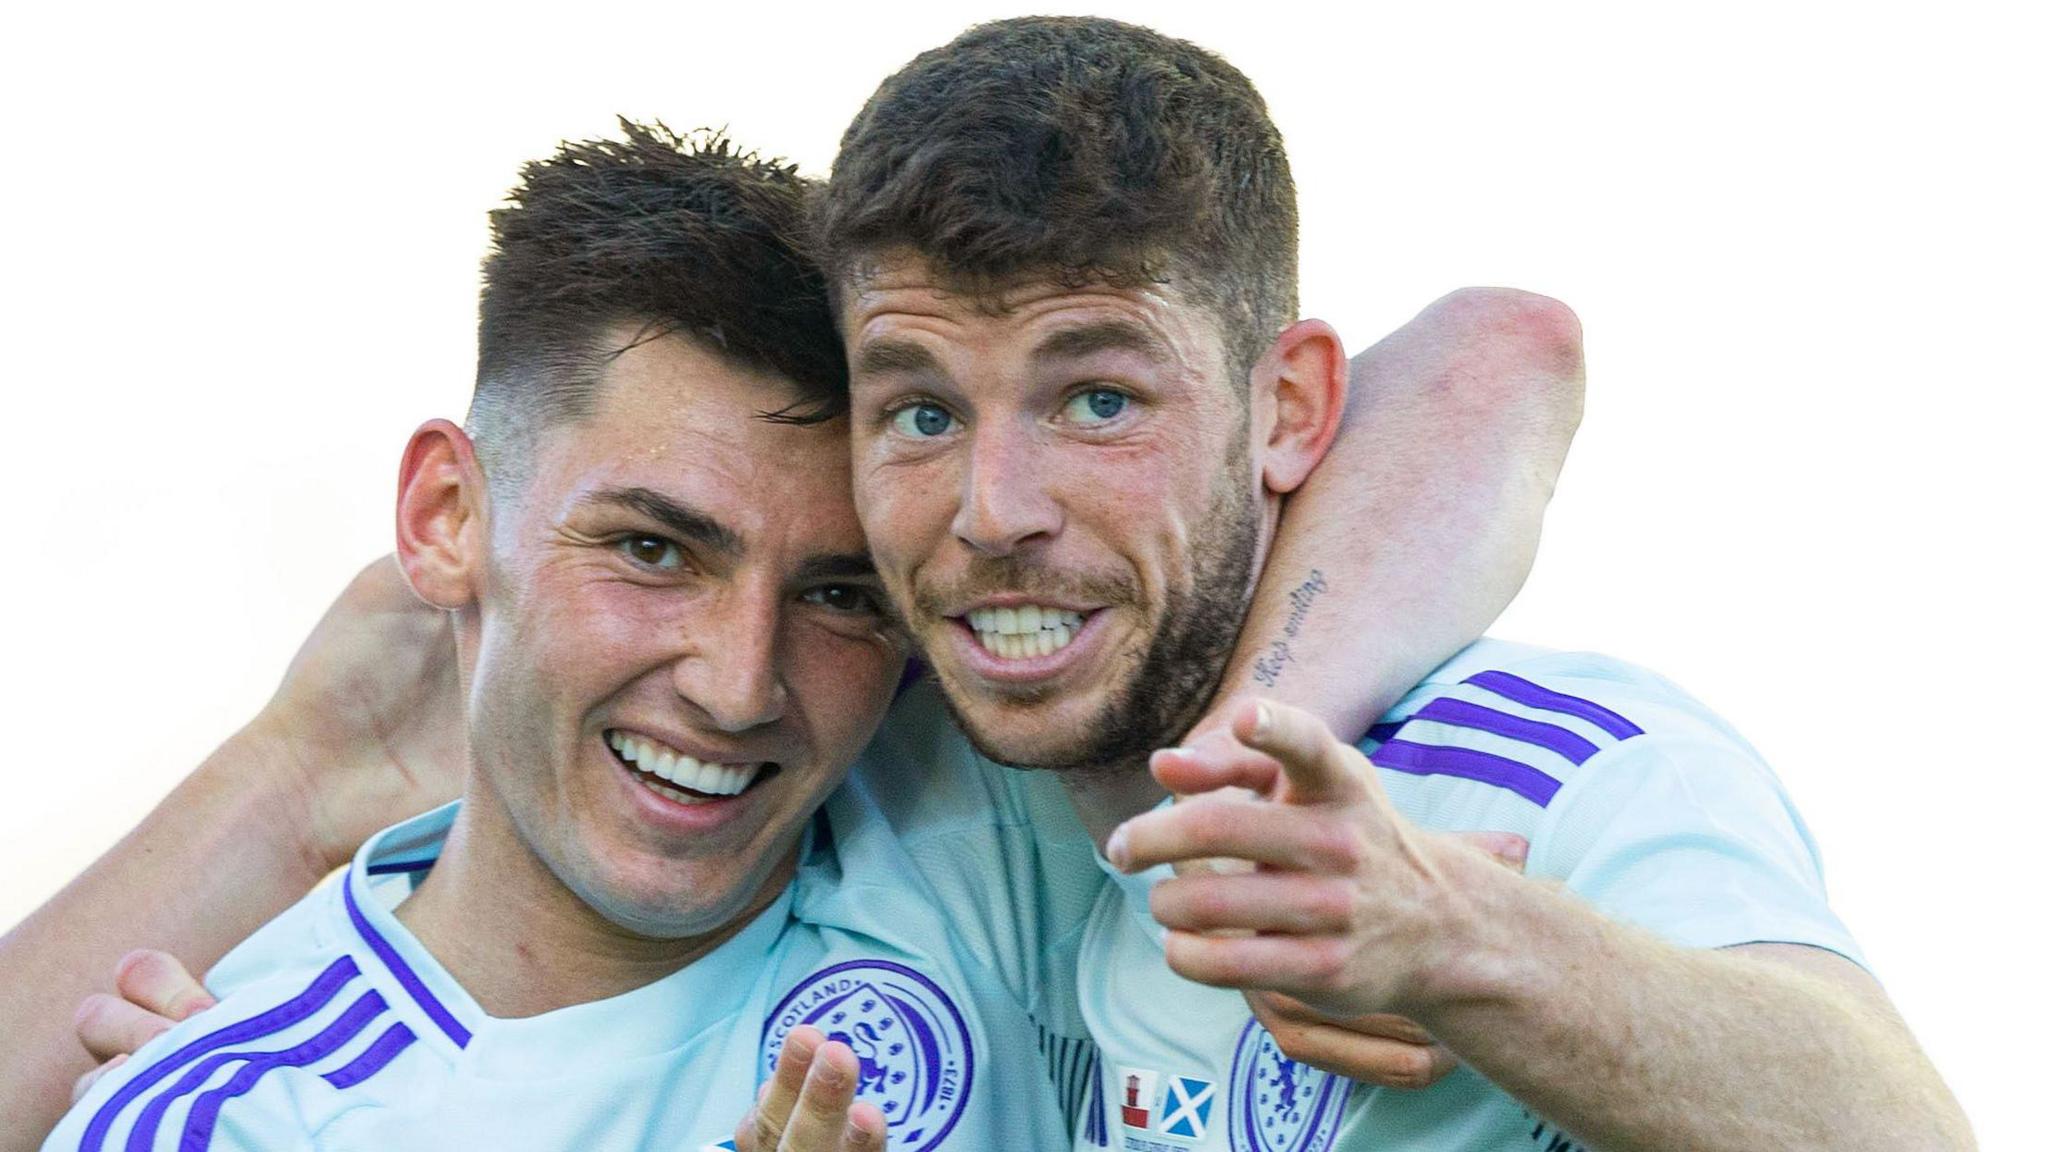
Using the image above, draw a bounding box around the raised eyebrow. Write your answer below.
[853,337,943,379]
[586,487,743,556]
[1032,319,1173,366]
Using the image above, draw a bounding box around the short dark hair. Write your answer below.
[468,121,843,490]
[819,16,1298,381]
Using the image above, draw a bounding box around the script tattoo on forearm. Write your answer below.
[1250,568,1329,689]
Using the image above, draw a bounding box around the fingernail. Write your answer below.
[1253,702,1272,736]
[814,1059,847,1089]
[848,1122,877,1148]
[1105,827,1129,871]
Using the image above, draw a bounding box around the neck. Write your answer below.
[1059,758,1171,852]
[394,786,791,1018]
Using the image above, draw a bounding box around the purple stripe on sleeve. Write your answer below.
[321,1021,416,1090]
[343,873,472,1049]
[1463,670,1645,741]
[126,993,383,1152]
[81,956,359,1152]
[1364,722,1405,745]
[364,859,436,876]
[1370,739,1563,807]
[1411,698,1602,765]
[174,992,387,1152]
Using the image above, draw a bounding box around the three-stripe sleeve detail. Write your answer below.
[1365,670,1645,807]
[81,957,361,1152]
[172,991,389,1152]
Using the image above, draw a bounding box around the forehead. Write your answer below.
[840,252,1228,382]
[524,331,861,553]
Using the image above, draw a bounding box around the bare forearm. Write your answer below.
[1219,288,1584,739]
[1423,861,1972,1151]
[0,724,330,1147]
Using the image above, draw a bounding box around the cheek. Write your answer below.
[485,580,681,717]
[785,637,901,754]
[1054,442,1188,541]
[856,463,956,571]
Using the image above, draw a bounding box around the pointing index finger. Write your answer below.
[1234,700,1366,805]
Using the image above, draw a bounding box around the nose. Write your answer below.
[950,422,1062,556]
[671,583,788,732]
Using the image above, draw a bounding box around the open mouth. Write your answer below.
[963,605,1090,660]
[605,730,778,806]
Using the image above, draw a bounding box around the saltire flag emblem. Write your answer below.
[1161,1076,1215,1140]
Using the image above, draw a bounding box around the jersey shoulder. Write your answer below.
[1370,639,1861,961]
[49,882,432,1152]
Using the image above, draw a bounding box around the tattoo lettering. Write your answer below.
[1250,569,1329,688]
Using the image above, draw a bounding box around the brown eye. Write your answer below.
[620,536,680,569]
[802,584,880,614]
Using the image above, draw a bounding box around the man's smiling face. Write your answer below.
[463,330,902,938]
[844,252,1262,772]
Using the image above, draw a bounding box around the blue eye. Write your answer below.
[1063,388,1128,425]
[891,402,955,438]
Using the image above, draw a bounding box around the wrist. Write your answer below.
[1401,835,1547,1023]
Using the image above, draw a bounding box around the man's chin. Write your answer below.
[937,683,1130,772]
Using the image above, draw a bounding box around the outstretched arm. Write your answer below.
[0,558,464,1146]
[1119,700,1974,1151]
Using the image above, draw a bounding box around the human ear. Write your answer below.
[1251,319,1349,495]
[393,419,488,610]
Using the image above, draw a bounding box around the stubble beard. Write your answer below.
[929,445,1263,778]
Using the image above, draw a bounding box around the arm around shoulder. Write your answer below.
[1212,287,1586,742]
[0,557,465,1149]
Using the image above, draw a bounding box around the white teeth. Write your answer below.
[606,731,762,798]
[964,605,1088,660]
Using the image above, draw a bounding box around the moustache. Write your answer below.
[911,556,1137,617]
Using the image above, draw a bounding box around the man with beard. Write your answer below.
[10,108,1586,1152]
[820,16,1969,1152]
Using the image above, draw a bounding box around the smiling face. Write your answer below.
[844,253,1265,771]
[456,331,902,939]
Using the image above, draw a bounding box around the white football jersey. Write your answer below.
[1071,639,1864,1152]
[51,681,1098,1152]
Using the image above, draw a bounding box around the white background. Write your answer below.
[2,1,2039,1144]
